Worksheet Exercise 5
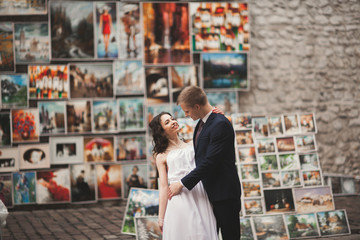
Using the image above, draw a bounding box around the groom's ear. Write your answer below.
[193,104,201,110]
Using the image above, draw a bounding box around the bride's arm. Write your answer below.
[156,153,168,232]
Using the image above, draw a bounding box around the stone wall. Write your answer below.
[241,0,360,175]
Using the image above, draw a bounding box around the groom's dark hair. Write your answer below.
[177,86,207,107]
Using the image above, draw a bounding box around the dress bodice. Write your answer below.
[166,145,195,184]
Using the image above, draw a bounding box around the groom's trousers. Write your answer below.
[212,199,241,240]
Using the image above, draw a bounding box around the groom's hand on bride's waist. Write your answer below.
[168,181,183,200]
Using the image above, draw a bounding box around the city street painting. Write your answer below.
[253,215,289,240]
[284,213,320,238]
[66,100,92,133]
[114,60,144,95]
[19,144,50,170]
[38,101,66,135]
[96,164,122,200]
[92,100,118,133]
[206,91,237,115]
[0,23,15,72]
[12,171,36,205]
[283,114,300,134]
[118,97,145,132]
[11,108,39,143]
[293,186,335,214]
[50,136,83,165]
[70,164,96,203]
[268,115,283,136]
[1,74,28,108]
[170,65,199,103]
[252,116,268,138]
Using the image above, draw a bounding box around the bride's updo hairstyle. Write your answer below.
[149,112,172,156]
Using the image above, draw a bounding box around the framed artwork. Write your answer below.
[240,218,255,240]
[70,164,97,203]
[238,147,256,164]
[253,215,288,240]
[276,136,295,152]
[252,116,268,138]
[240,164,259,181]
[122,188,159,235]
[95,2,118,59]
[146,104,171,124]
[316,210,351,236]
[0,148,18,173]
[123,163,148,198]
[66,100,92,134]
[0,113,11,147]
[14,22,49,64]
[170,65,199,103]
[206,91,237,115]
[13,171,36,205]
[36,169,71,204]
[235,130,253,146]
[69,63,113,99]
[202,53,248,90]
[0,23,15,72]
[38,101,66,135]
[295,135,317,152]
[255,138,275,154]
[49,1,94,60]
[299,153,320,170]
[115,135,147,162]
[262,172,281,189]
[0,174,13,208]
[28,65,69,99]
[177,117,197,141]
[172,104,185,118]
[281,170,302,187]
[302,170,322,187]
[1,74,28,108]
[243,198,264,215]
[283,114,300,134]
[135,216,162,240]
[50,136,84,165]
[11,108,40,143]
[19,144,50,170]
[293,186,335,213]
[300,113,317,133]
[242,181,261,198]
[231,113,252,130]
[92,99,118,133]
[190,3,249,52]
[279,153,300,170]
[96,164,122,200]
[284,213,320,239]
[113,60,144,95]
[259,155,278,171]
[118,2,142,59]
[145,66,170,104]
[143,2,191,65]
[268,115,283,136]
[0,0,47,15]
[84,136,115,163]
[118,97,145,132]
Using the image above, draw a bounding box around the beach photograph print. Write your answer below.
[0,23,15,72]
[1,74,27,108]
[50,1,94,60]
[114,60,144,95]
[11,108,39,143]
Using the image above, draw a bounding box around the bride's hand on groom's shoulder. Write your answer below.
[212,107,224,115]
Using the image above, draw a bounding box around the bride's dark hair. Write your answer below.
[149,112,172,156]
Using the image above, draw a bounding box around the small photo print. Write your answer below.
[279,153,300,170]
[240,218,254,240]
[300,113,317,133]
[293,186,334,213]
[36,169,71,204]
[283,114,300,134]
[92,99,118,133]
[96,164,122,200]
[231,113,252,130]
[0,174,13,208]
[285,213,320,238]
[66,100,92,134]
[0,148,19,173]
[253,215,288,240]
[1,74,28,108]
[19,144,50,170]
[135,216,162,240]
[276,137,295,152]
[113,60,144,95]
[252,116,268,138]
[123,163,148,198]
[235,130,253,146]
[0,113,11,147]
[170,65,199,103]
[268,115,283,136]
[84,136,115,163]
[302,170,322,187]
[262,172,281,189]
[299,153,320,170]
[255,138,275,154]
[38,101,66,135]
[115,135,147,161]
[295,135,317,152]
[316,210,350,236]
[243,198,264,215]
[11,108,40,143]
[145,67,169,105]
[13,171,36,205]
[70,164,96,203]
[238,147,256,164]
[240,164,259,181]
[242,181,261,198]
[118,97,145,131]
[259,155,278,171]
[50,136,84,165]
[281,170,302,187]
[206,91,237,115]
[264,188,295,213]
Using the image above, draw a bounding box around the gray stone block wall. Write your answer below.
[240,0,360,175]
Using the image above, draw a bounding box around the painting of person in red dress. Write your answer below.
[99,5,112,55]
[96,164,122,200]
[36,170,71,203]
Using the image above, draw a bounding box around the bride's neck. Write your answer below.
[168,136,183,148]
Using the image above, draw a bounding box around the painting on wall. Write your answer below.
[253,215,288,240]
[293,186,335,213]
[0,0,47,15]
[0,23,15,72]
[13,171,36,205]
[145,67,170,104]
[268,115,283,136]
[38,101,66,135]
[264,188,295,213]
[114,60,144,95]
[0,148,18,173]
[239,218,254,240]
[283,114,300,134]
[284,213,320,238]
[206,91,237,115]
[66,100,92,134]
[11,108,39,143]
[243,198,264,215]
[14,22,49,64]
[70,164,97,203]
[118,97,145,132]
[50,1,94,60]
[316,210,351,237]
[1,74,28,108]
[300,113,317,133]
[96,164,122,200]
[92,99,118,133]
[50,136,84,165]
[170,65,199,103]
[84,136,115,163]
[123,163,148,198]
[19,143,50,170]
[0,113,11,147]
[0,174,13,208]
[115,135,147,162]
[231,113,252,130]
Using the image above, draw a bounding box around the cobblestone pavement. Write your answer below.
[1,196,360,240]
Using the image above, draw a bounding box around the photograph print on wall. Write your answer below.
[0,23,15,72]
[1,74,28,108]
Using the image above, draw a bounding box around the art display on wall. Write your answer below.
[84,136,115,163]
[114,60,144,95]
[115,135,147,162]
[170,65,199,103]
[50,137,84,165]
[96,163,122,200]
[118,97,145,131]
[0,0,47,15]
[0,23,15,72]
[206,91,237,115]
[13,171,36,205]
[70,164,97,203]
[145,66,169,104]
[0,113,11,147]
[11,108,40,143]
[123,163,148,198]
[284,212,320,238]
[1,74,28,108]
[316,209,351,236]
[66,100,92,133]
[38,101,66,135]
[19,143,50,170]
[0,174,13,208]
[0,148,18,173]
[92,99,118,133]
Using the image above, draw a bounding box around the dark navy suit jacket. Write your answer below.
[181,113,241,203]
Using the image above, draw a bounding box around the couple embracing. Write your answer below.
[149,86,241,240]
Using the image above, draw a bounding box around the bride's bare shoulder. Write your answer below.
[155,152,167,163]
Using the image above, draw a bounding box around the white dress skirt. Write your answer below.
[163,145,218,240]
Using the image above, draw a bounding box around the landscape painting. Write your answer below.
[253,215,288,240]
[285,213,320,238]
[1,74,28,108]
[0,23,15,72]
[0,0,47,15]
[293,186,335,213]
[316,210,350,237]
[118,98,145,132]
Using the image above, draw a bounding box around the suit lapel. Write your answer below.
[194,113,216,151]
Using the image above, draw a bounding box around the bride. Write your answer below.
[149,112,219,240]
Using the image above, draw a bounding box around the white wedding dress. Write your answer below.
[163,145,218,240]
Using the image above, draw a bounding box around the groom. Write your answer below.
[168,86,241,240]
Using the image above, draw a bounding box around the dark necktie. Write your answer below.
[195,120,204,147]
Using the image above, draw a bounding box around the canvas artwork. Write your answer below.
[170,65,199,103]
[252,116,268,138]
[281,170,302,187]
[143,2,191,65]
[300,113,317,133]
[92,99,118,133]
[285,213,320,239]
[172,104,185,119]
[238,147,256,164]
[122,188,159,235]
[0,113,11,147]
[28,65,69,99]
[279,153,300,170]
[190,3,249,52]
[268,115,283,136]
[255,138,275,154]
[177,117,197,141]
[242,181,261,198]
[259,155,278,171]
[240,164,259,181]
[123,163,148,198]
[114,60,144,95]
[1,74,28,108]
[295,135,317,152]
[243,198,264,215]
[116,135,147,162]
[316,210,351,236]
[19,144,50,170]
[145,67,169,104]
[0,23,15,72]
[276,137,295,152]
[302,170,322,187]
[84,136,115,163]
[283,114,300,134]
[202,53,248,90]
[66,100,92,134]
[14,23,49,64]
[36,169,71,204]
[50,1,94,60]
[240,218,255,240]
[146,136,157,190]
[299,153,320,170]
[0,148,18,173]
[118,2,142,59]
[206,91,237,115]
[253,215,288,240]
[146,104,172,124]
[135,216,162,240]
[95,2,118,59]
[38,101,66,135]
[231,113,252,130]
[0,0,47,15]
[70,164,96,203]
[118,97,145,131]
[293,186,334,213]
[0,174,13,208]
[262,172,281,189]
[11,108,39,143]
[96,164,122,200]
[50,136,84,165]
[69,63,113,98]
[13,171,36,205]
[235,130,253,146]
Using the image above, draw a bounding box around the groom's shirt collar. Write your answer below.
[201,108,213,124]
